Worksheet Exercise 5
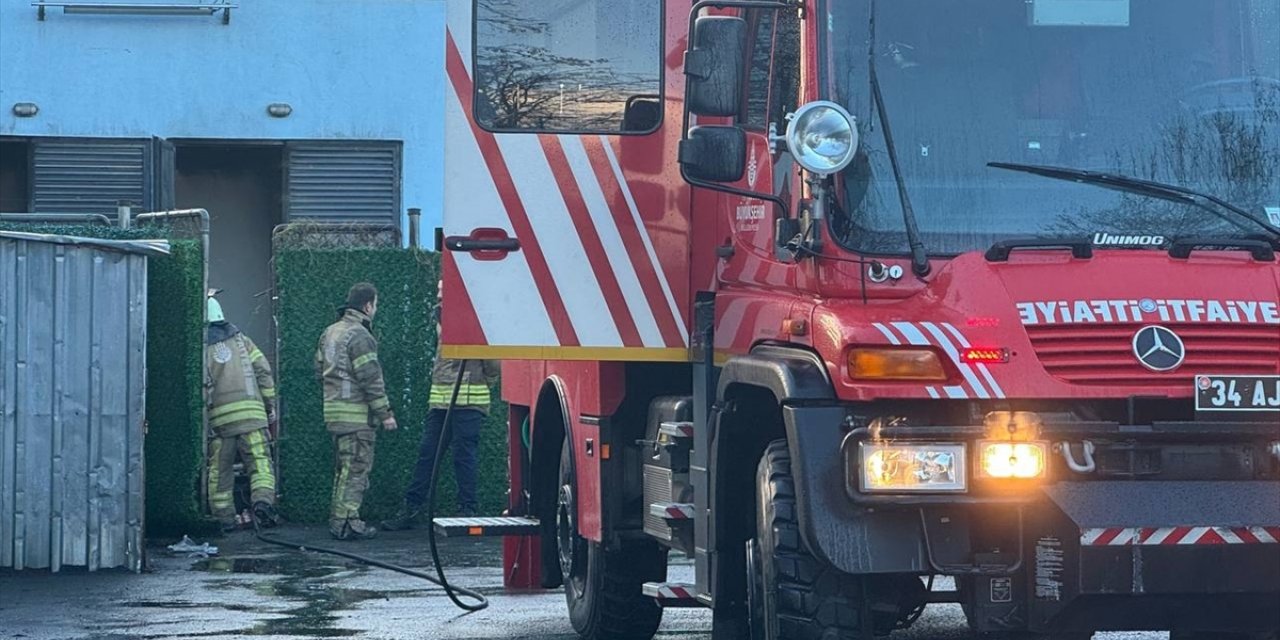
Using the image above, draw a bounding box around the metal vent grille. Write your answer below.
[643,465,675,541]
[31,140,150,214]
[285,143,401,222]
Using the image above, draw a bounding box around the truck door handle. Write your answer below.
[444,228,521,260]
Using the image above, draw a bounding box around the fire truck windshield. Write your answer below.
[822,0,1280,257]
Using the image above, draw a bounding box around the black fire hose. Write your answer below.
[253,362,489,612]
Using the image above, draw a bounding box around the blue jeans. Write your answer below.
[404,408,483,511]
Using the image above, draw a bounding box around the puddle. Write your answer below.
[191,556,346,579]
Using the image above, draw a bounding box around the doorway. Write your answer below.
[0,138,30,212]
[175,144,284,360]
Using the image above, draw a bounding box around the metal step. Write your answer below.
[432,516,540,538]
[642,581,702,608]
[649,502,695,522]
[658,421,694,439]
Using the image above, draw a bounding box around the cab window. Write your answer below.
[473,0,663,134]
[743,8,802,133]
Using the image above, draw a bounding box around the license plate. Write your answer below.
[1195,375,1280,412]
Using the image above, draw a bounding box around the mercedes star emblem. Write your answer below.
[1132,325,1186,372]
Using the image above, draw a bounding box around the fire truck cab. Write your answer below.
[437,0,1280,638]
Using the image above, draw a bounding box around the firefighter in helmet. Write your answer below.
[383,280,499,530]
[205,291,280,533]
[316,282,398,540]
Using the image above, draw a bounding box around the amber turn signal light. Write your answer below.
[848,348,948,381]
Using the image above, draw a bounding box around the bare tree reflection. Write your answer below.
[474,0,660,132]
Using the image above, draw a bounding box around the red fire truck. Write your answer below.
[434,0,1280,638]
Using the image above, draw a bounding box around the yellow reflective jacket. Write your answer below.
[206,323,275,437]
[316,308,392,434]
[429,357,499,414]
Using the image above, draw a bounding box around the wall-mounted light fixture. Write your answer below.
[266,103,293,118]
[12,103,39,117]
[34,2,238,25]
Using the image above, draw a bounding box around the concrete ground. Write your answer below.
[0,525,1166,640]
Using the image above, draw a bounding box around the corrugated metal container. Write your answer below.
[0,231,169,572]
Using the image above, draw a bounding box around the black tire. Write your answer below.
[752,439,869,640]
[557,439,665,640]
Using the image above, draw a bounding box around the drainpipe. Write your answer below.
[408,208,421,249]
[134,208,212,509]
[117,201,132,230]
[0,213,114,226]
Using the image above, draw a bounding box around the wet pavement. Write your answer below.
[0,525,1166,640]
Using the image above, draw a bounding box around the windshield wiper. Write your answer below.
[869,0,930,276]
[987,162,1280,242]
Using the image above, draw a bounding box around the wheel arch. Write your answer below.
[706,344,834,610]
[531,375,572,588]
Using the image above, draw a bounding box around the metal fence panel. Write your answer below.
[0,233,152,572]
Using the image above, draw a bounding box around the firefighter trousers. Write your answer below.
[330,429,377,532]
[208,428,277,522]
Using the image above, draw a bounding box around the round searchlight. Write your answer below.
[785,101,859,176]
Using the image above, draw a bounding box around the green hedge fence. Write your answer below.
[274,248,508,523]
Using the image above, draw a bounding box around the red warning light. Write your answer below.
[961,347,1010,364]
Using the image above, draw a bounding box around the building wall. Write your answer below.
[0,0,446,231]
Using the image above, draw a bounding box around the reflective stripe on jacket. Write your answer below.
[316,308,392,434]
[206,325,275,437]
[428,357,499,414]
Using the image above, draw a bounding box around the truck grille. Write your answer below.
[1026,323,1280,386]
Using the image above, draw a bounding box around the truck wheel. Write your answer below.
[751,439,869,640]
[557,439,664,640]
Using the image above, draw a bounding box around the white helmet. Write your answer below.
[207,297,225,324]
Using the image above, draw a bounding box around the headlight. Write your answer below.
[785,101,859,175]
[978,441,1048,479]
[858,442,967,493]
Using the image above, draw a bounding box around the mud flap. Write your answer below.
[1027,481,1280,632]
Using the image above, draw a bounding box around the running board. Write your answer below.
[642,581,702,608]
[432,516,540,537]
[649,502,695,522]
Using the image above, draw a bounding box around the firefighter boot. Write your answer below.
[331,518,378,541]
[253,501,282,529]
[380,504,424,531]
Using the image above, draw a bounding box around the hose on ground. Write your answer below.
[252,363,488,611]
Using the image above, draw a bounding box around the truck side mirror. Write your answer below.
[679,125,746,183]
[684,16,747,117]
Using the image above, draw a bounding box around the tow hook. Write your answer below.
[1055,440,1096,474]
[1270,442,1280,463]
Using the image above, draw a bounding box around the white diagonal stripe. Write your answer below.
[1143,528,1175,545]
[1216,527,1244,544]
[920,322,990,399]
[600,137,687,344]
[926,387,940,398]
[494,133,621,346]
[1250,527,1277,543]
[1182,527,1211,544]
[872,322,901,345]
[942,322,1006,398]
[446,7,472,74]
[1110,528,1139,545]
[1080,528,1107,545]
[443,94,557,346]
[561,136,664,347]
[943,386,967,398]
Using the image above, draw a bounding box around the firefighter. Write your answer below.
[205,292,280,533]
[383,282,499,530]
[316,282,398,540]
